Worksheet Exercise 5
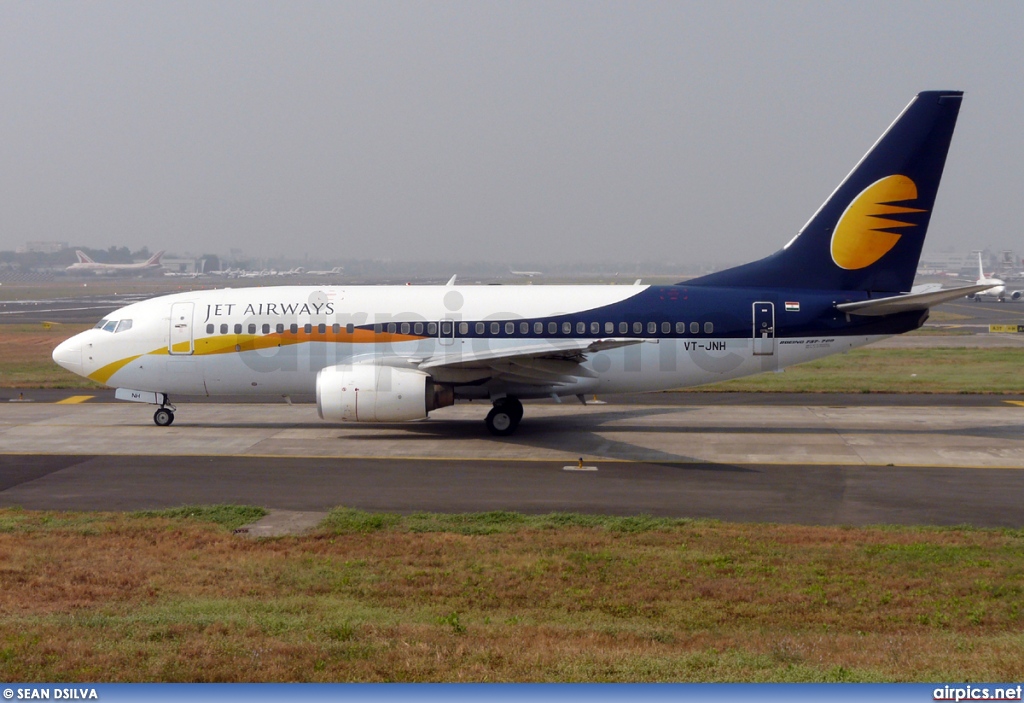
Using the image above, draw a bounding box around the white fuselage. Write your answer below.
[53,285,886,401]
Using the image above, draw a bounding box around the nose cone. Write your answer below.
[52,336,84,376]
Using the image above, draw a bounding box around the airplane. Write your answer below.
[66,250,165,276]
[53,90,990,435]
[307,267,345,276]
[510,269,543,278]
[966,252,1021,302]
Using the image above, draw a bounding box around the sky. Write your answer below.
[2,1,1023,266]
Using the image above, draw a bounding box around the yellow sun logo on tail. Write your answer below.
[830,175,925,270]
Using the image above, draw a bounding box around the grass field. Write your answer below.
[0,507,1022,682]
[695,347,1024,393]
[0,324,102,388]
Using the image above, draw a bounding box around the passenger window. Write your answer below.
[559,321,569,334]
[590,322,600,335]
[676,322,685,334]
[277,324,285,334]
[475,322,485,335]
[506,322,515,335]
[206,324,214,334]
[290,324,298,334]
[386,323,396,334]
[661,321,670,334]
[248,324,256,334]
[576,322,586,334]
[534,322,543,335]
[490,322,500,335]
[221,324,228,334]
[632,322,642,335]
[413,322,423,335]
[705,321,714,334]
[548,321,557,335]
[234,324,242,334]
[690,321,699,334]
[374,324,382,333]
[346,323,355,334]
[647,321,657,334]
[520,321,529,335]
[262,324,269,334]
[403,323,412,335]
[618,322,628,334]
[458,322,468,335]
[440,321,452,335]
[115,319,132,333]
[305,324,313,334]
[318,323,326,334]
[103,320,118,332]
[605,322,614,334]
[427,322,437,335]
[332,324,340,334]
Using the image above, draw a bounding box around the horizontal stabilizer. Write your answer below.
[836,284,992,316]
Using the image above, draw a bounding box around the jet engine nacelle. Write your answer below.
[316,364,454,422]
[1012,290,1023,301]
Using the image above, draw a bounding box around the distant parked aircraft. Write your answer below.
[66,251,165,276]
[510,269,543,278]
[967,253,1022,302]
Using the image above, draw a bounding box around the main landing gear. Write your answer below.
[153,406,175,427]
[485,397,523,436]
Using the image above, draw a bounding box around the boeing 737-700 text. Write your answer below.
[53,91,986,435]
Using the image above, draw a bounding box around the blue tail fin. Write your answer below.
[687,91,963,293]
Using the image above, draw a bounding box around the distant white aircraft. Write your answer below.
[967,253,1021,301]
[308,267,345,276]
[66,250,165,276]
[510,269,543,278]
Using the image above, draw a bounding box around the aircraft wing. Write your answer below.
[835,284,992,317]
[417,338,644,386]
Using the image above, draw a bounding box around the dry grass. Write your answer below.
[1,508,1022,682]
[0,324,102,388]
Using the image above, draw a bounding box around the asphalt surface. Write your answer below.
[3,453,1022,527]
[1,400,1023,528]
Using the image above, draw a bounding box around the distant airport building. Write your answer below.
[161,257,200,274]
[917,251,972,275]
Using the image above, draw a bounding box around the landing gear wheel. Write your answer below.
[502,397,524,423]
[154,408,175,427]
[486,397,523,436]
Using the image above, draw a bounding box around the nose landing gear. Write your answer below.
[485,396,523,436]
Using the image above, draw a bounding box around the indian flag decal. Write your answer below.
[785,302,800,312]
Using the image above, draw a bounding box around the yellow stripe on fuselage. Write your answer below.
[87,331,426,385]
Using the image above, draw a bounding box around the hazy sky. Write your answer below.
[2,1,1023,265]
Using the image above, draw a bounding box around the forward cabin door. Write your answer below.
[752,301,775,356]
[168,302,195,355]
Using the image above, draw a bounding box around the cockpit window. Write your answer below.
[102,320,118,332]
[114,319,133,333]
[94,319,109,330]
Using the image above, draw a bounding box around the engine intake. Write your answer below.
[316,364,454,422]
